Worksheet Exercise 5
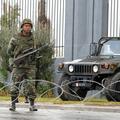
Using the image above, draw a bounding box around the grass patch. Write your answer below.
[0,96,10,101]
[0,96,120,106]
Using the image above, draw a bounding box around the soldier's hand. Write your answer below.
[7,65,13,72]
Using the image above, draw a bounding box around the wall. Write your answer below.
[64,0,108,61]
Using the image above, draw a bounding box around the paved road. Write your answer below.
[0,107,120,120]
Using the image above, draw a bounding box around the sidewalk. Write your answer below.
[0,101,120,113]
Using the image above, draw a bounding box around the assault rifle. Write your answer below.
[13,44,48,66]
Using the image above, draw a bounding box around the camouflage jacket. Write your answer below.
[7,32,36,68]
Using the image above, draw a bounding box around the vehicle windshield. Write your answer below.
[100,39,120,56]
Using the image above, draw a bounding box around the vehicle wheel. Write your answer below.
[104,73,120,101]
[57,74,88,101]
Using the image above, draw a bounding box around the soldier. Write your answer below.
[7,18,37,111]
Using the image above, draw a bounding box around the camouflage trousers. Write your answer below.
[10,67,37,100]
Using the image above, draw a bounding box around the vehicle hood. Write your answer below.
[65,56,120,65]
[79,56,120,64]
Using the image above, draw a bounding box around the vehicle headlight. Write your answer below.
[68,65,74,72]
[93,65,99,73]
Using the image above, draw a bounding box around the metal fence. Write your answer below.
[108,0,120,37]
[0,0,65,57]
[47,0,65,58]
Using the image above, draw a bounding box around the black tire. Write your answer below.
[57,74,88,101]
[104,73,120,101]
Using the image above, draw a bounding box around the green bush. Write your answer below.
[34,29,54,97]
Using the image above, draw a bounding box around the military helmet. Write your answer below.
[21,18,33,28]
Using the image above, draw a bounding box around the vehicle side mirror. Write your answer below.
[89,42,98,56]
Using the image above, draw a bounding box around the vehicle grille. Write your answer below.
[74,65,93,73]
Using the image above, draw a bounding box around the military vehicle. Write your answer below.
[57,37,120,101]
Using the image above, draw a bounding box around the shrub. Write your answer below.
[34,29,54,97]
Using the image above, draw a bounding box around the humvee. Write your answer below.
[57,37,120,101]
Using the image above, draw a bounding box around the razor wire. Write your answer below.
[1,77,120,103]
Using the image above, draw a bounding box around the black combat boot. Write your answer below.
[16,98,19,103]
[25,96,29,103]
[9,96,17,111]
[29,99,38,111]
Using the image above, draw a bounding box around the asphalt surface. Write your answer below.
[1,107,120,120]
[0,102,120,120]
[1,101,120,112]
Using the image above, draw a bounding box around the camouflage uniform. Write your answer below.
[7,19,37,111]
